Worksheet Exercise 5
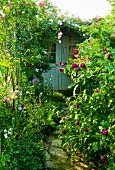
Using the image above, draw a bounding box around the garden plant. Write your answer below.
[59,3,115,170]
[0,0,115,169]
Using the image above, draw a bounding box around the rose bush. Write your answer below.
[59,5,115,169]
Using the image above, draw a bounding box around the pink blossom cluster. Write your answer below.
[3,97,10,103]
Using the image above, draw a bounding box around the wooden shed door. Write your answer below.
[42,36,77,90]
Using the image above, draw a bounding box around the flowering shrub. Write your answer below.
[60,6,115,169]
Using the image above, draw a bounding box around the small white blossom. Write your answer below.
[50,19,53,22]
[4,134,8,138]
[58,20,62,25]
[58,32,63,39]
[59,40,61,43]
[35,68,39,72]
[4,129,7,133]
[18,106,22,111]
[8,128,12,135]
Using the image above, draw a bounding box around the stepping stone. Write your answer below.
[46,135,55,144]
[50,130,59,135]
[51,139,62,147]
[46,160,58,168]
[45,151,51,161]
[49,147,68,160]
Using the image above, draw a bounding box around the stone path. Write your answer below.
[44,129,95,170]
[44,102,96,170]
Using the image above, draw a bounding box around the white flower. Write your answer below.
[4,134,8,138]
[35,68,39,72]
[58,20,62,25]
[50,19,53,22]
[58,32,63,39]
[59,40,61,43]
[8,128,12,135]
[0,11,5,18]
[18,106,22,111]
[4,129,7,133]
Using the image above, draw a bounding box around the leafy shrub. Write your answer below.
[60,10,115,169]
[4,138,46,170]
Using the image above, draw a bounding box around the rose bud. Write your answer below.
[84,127,88,132]
[3,97,7,102]
[108,53,113,59]
[62,130,67,134]
[95,89,99,93]
[66,117,69,121]
[72,63,78,68]
[76,103,79,108]
[104,161,109,167]
[58,68,64,72]
[75,120,79,125]
[73,49,79,54]
[102,129,108,136]
[110,34,115,38]
[76,66,80,71]
[39,1,45,6]
[80,63,85,67]
[101,156,106,162]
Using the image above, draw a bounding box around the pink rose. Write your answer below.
[110,34,115,38]
[39,1,45,6]
[73,49,79,54]
[58,68,64,72]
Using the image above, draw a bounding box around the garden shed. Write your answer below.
[42,29,81,90]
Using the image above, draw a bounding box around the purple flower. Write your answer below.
[84,127,88,132]
[7,98,10,103]
[72,63,78,68]
[110,34,115,38]
[75,120,79,125]
[101,156,106,162]
[76,66,80,71]
[3,97,10,103]
[62,130,66,134]
[95,89,99,93]
[102,129,108,136]
[3,97,7,102]
[108,53,113,59]
[76,103,79,108]
[80,63,86,67]
[32,77,40,83]
[73,49,79,54]
[58,68,64,72]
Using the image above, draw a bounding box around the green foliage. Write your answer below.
[60,8,115,170]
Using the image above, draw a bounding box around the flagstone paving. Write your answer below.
[44,102,96,170]
[44,129,96,170]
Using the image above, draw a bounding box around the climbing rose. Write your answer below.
[80,63,85,67]
[3,97,10,103]
[72,63,78,68]
[58,68,64,72]
[73,49,79,54]
[101,156,106,162]
[62,130,66,134]
[0,11,5,18]
[39,1,45,6]
[75,120,79,125]
[76,66,80,71]
[95,89,99,93]
[110,34,115,38]
[84,128,88,132]
[3,97,7,102]
[108,53,113,59]
[7,98,10,103]
[58,32,63,39]
[76,103,79,108]
[104,161,109,167]
[102,129,108,136]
